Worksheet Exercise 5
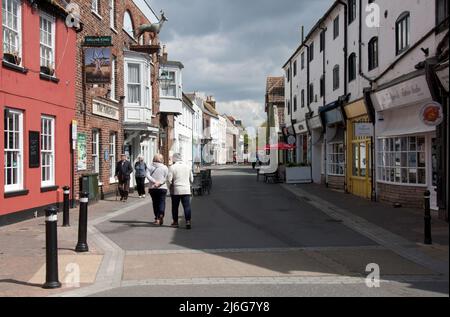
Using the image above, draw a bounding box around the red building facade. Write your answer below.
[0,0,77,224]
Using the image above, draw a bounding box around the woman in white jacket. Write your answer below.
[167,153,194,229]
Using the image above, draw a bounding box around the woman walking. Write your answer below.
[146,154,169,225]
[134,156,148,198]
[167,153,194,229]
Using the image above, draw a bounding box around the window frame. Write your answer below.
[396,12,410,56]
[109,0,116,29]
[348,53,356,82]
[4,108,24,192]
[2,0,23,64]
[41,116,55,187]
[333,65,340,91]
[92,129,100,174]
[39,11,56,73]
[377,136,427,186]
[368,37,379,71]
[308,42,314,62]
[109,132,117,184]
[348,0,357,25]
[328,142,345,176]
[333,15,339,40]
[309,83,314,104]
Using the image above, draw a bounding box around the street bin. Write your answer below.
[80,173,99,203]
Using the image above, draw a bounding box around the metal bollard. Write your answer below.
[43,206,62,289]
[62,186,70,227]
[424,190,432,245]
[75,192,89,253]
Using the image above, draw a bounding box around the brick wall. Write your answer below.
[73,0,160,199]
[328,175,345,191]
[377,182,427,209]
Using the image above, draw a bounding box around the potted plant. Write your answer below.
[285,162,312,184]
[3,50,21,65]
[40,63,55,76]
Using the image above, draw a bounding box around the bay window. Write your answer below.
[127,63,141,105]
[40,12,56,73]
[377,136,426,185]
[125,59,152,110]
[328,143,345,176]
[4,109,23,192]
[161,70,177,97]
[2,0,22,64]
[41,116,55,187]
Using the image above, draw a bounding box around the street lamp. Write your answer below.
[159,69,171,91]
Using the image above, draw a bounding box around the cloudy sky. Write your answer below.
[143,0,333,128]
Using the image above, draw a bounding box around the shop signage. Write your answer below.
[84,47,111,84]
[77,133,87,171]
[420,102,444,126]
[29,131,40,168]
[308,115,323,130]
[92,100,119,120]
[84,36,112,47]
[355,123,374,137]
[373,75,431,111]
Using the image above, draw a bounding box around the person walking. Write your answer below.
[167,153,194,229]
[115,154,133,202]
[146,154,169,226]
[134,156,148,198]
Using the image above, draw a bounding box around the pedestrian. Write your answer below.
[167,153,194,229]
[134,156,148,198]
[146,154,169,226]
[115,154,133,202]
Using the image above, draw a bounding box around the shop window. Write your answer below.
[377,136,426,185]
[41,116,55,187]
[4,109,24,192]
[109,133,117,183]
[328,143,345,176]
[396,12,410,55]
[2,0,22,65]
[368,37,378,71]
[39,12,56,75]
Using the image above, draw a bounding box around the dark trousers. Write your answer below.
[150,189,167,220]
[172,195,192,223]
[135,177,146,196]
[118,179,130,199]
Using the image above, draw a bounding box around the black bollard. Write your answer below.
[43,206,62,289]
[424,190,432,245]
[62,186,70,227]
[75,192,89,253]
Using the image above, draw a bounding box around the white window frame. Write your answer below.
[110,56,117,101]
[92,129,100,174]
[109,132,116,184]
[328,142,345,176]
[160,70,178,98]
[39,11,56,73]
[124,57,152,110]
[4,108,24,192]
[41,116,55,187]
[91,0,99,14]
[2,0,22,64]
[377,136,427,186]
[109,0,115,29]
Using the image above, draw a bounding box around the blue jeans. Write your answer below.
[149,189,167,219]
[171,195,192,223]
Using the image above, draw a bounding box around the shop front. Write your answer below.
[344,99,373,200]
[371,71,440,210]
[306,114,323,184]
[294,121,310,165]
[320,101,346,191]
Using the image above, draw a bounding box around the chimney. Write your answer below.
[162,45,168,63]
[206,96,216,109]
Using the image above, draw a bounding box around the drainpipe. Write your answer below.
[320,26,327,108]
[338,0,348,97]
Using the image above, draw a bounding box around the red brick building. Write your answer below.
[0,0,78,224]
[73,0,161,201]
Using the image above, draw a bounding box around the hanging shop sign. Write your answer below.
[420,102,444,126]
[29,131,40,168]
[355,123,374,137]
[77,133,87,171]
[84,47,111,84]
[84,36,112,47]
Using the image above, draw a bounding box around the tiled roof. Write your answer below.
[203,102,219,117]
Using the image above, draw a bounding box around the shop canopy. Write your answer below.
[257,143,296,151]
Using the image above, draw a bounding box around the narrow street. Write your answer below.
[58,166,447,297]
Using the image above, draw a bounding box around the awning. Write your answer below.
[319,101,344,126]
[308,115,323,130]
[257,143,296,151]
[326,126,344,143]
[377,103,436,137]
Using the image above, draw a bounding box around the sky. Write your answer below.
[138,0,334,128]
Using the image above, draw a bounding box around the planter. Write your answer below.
[3,53,20,65]
[40,66,55,76]
[285,166,312,184]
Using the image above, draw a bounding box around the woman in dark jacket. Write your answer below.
[134,156,148,198]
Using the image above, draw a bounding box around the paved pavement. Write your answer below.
[1,165,448,297]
